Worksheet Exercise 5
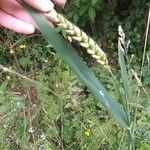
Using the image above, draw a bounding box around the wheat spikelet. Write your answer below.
[48,10,109,69]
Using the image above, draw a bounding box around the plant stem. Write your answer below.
[132,6,150,147]
[0,64,63,100]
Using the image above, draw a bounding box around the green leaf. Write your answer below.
[73,0,80,7]
[24,4,129,129]
[0,105,9,113]
[0,80,8,92]
[147,2,150,7]
[19,57,31,67]
[79,5,89,16]
[73,13,79,24]
[92,0,99,6]
[118,41,130,122]
[88,7,96,21]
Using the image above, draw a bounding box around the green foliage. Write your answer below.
[64,0,149,57]
[65,0,102,24]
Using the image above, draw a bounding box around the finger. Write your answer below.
[0,9,35,34]
[24,0,54,12]
[52,0,67,5]
[0,0,36,26]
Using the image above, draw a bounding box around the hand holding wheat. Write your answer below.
[0,0,66,34]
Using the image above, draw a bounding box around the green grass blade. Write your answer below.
[25,5,129,129]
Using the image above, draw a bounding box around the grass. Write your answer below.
[0,30,149,149]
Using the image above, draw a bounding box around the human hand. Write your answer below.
[0,0,67,34]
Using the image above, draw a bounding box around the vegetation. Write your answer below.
[0,0,150,149]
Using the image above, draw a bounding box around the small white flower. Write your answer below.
[6,76,11,80]
[38,144,45,150]
[44,59,48,63]
[40,133,46,141]
[28,127,35,133]
[4,124,8,128]
[17,102,20,106]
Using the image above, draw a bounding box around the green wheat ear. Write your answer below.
[48,10,110,69]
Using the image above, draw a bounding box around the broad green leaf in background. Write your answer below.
[73,0,80,7]
[79,5,89,16]
[88,7,96,21]
[73,13,79,24]
[92,0,99,6]
[24,4,130,129]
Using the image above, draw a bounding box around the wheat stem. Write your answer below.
[48,10,110,69]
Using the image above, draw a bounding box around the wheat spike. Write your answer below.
[48,10,109,69]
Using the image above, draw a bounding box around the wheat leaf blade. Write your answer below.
[25,5,129,129]
[118,26,131,122]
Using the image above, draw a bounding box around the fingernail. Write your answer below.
[41,0,54,11]
[55,0,67,5]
